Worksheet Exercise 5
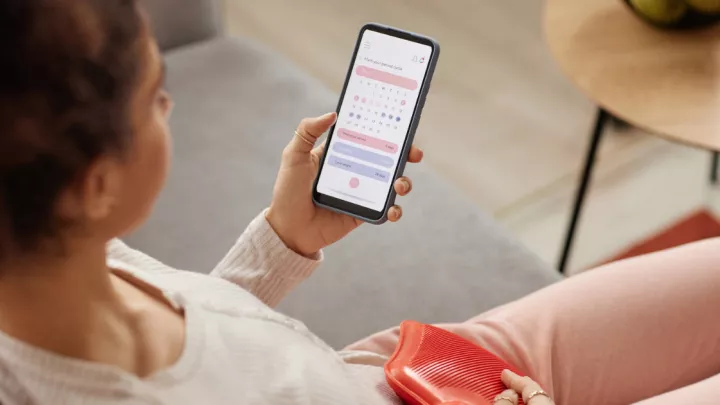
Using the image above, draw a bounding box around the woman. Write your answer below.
[1,1,718,405]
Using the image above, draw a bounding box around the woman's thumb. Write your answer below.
[290,112,337,153]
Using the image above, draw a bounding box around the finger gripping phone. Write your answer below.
[313,23,440,224]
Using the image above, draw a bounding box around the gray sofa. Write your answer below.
[128,0,561,348]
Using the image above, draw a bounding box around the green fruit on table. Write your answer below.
[685,0,720,14]
[628,0,688,24]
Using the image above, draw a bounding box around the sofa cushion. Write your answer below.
[141,0,221,51]
[126,37,560,348]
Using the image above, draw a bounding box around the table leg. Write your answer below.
[558,108,609,274]
[610,115,630,131]
[711,152,719,184]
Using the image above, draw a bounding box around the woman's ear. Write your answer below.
[56,157,122,224]
[82,157,123,221]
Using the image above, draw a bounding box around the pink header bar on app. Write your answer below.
[355,66,418,90]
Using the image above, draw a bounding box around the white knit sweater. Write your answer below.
[0,213,401,405]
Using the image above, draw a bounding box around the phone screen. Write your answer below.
[316,29,434,214]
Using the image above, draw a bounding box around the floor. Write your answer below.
[225,0,720,274]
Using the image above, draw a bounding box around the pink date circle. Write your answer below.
[349,178,360,189]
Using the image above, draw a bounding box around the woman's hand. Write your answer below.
[493,370,555,405]
[266,112,424,257]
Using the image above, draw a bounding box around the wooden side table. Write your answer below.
[544,0,720,274]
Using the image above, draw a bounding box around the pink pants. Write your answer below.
[347,238,720,405]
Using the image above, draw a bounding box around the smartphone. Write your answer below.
[313,23,440,224]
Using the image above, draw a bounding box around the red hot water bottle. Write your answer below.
[385,321,526,405]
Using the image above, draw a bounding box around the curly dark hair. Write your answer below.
[0,0,145,257]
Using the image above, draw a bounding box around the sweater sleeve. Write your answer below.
[210,210,323,308]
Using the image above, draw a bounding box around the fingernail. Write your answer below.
[402,180,410,193]
[321,112,337,121]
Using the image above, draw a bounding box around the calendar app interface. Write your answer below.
[317,30,433,212]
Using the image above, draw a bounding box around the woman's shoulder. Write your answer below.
[107,239,172,273]
[106,239,339,355]
[107,239,269,311]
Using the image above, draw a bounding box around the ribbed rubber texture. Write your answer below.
[385,321,525,405]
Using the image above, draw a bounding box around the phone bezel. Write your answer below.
[312,23,438,223]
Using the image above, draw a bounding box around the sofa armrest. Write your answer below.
[141,0,222,51]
